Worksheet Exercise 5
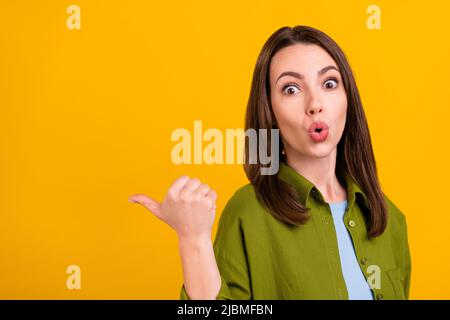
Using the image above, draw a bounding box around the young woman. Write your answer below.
[129,25,411,300]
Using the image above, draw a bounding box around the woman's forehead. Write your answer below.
[272,44,335,69]
[269,44,338,82]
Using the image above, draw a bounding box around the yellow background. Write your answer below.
[1,0,449,299]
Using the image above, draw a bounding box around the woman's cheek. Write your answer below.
[335,104,347,140]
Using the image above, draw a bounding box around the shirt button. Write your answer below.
[323,216,329,224]
[361,258,368,265]
[376,293,384,300]
[348,220,356,228]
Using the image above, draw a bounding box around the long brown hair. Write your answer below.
[244,25,387,238]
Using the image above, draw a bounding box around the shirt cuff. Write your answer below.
[179,276,231,300]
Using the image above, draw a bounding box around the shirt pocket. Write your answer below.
[385,267,406,300]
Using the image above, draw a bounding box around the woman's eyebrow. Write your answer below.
[275,65,339,83]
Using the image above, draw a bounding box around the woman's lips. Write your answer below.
[308,121,329,143]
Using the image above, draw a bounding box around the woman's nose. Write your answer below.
[306,104,323,115]
[304,89,323,115]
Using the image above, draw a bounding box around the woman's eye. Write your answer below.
[282,85,300,95]
[324,78,338,89]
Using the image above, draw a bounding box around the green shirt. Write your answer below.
[180,162,412,300]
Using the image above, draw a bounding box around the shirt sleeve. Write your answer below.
[402,214,412,299]
[179,252,250,300]
[180,274,232,300]
[179,188,253,300]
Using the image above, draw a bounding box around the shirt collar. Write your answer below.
[278,162,369,209]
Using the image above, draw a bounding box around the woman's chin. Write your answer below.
[287,141,337,160]
[305,144,336,159]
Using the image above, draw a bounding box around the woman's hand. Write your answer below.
[129,175,222,299]
[128,176,217,240]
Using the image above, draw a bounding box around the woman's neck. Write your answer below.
[285,148,347,203]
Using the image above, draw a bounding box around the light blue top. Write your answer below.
[329,200,374,300]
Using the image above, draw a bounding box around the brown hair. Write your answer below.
[243,25,387,238]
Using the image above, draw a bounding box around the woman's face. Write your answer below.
[269,43,347,160]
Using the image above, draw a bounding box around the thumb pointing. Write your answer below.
[129,194,162,218]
